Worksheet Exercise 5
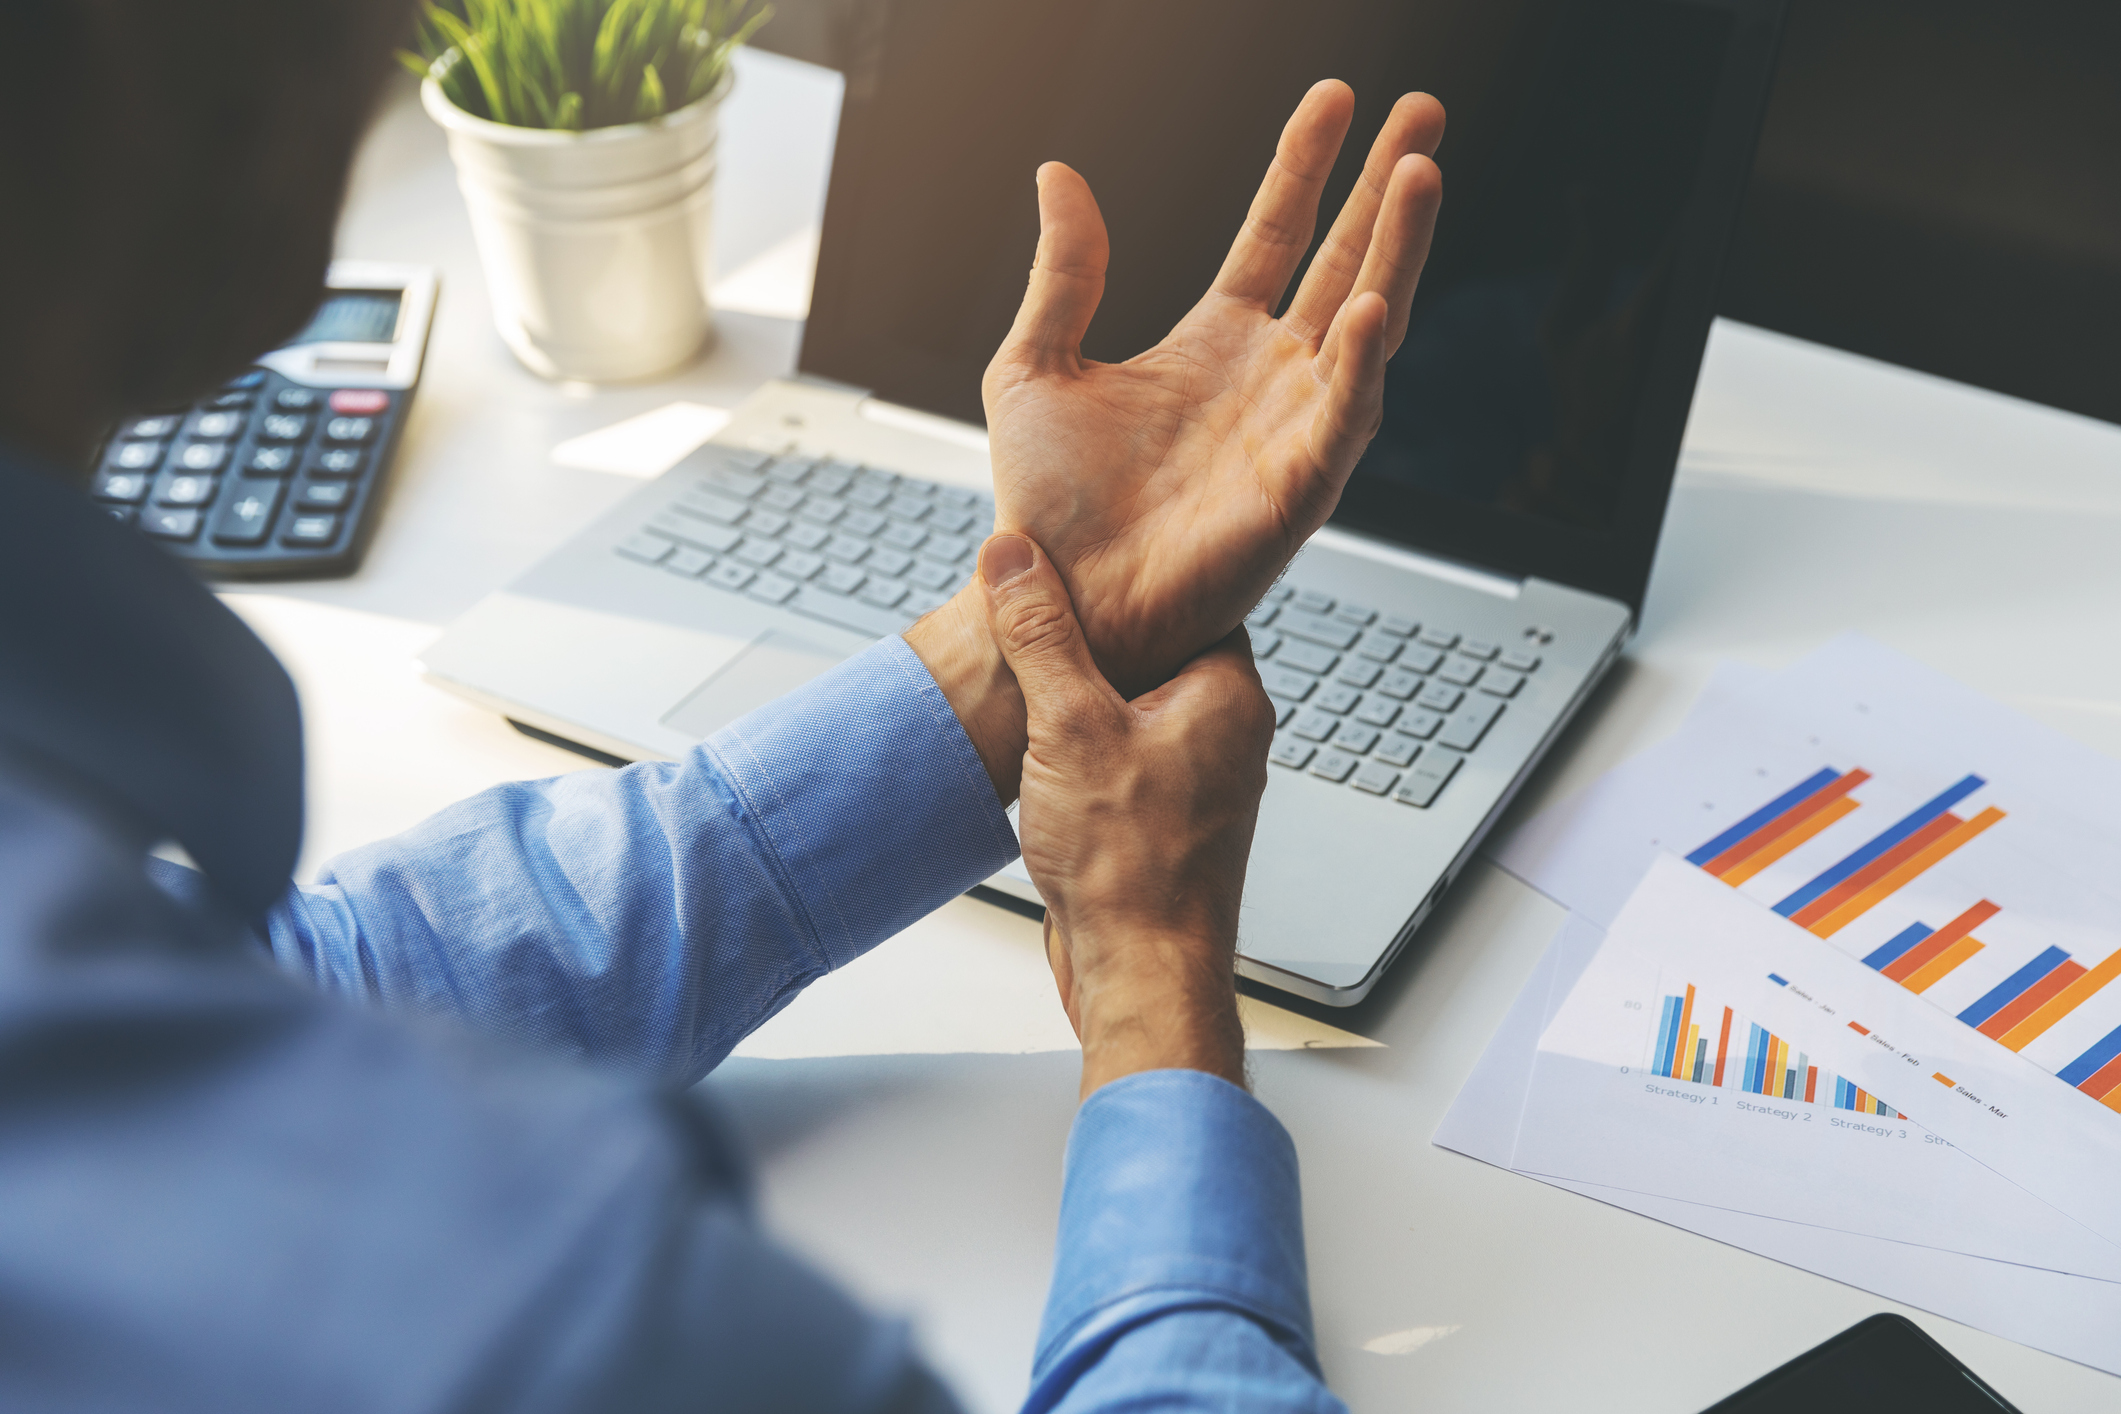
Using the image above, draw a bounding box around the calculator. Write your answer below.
[92,261,437,579]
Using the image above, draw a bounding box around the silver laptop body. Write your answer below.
[424,0,1785,1004]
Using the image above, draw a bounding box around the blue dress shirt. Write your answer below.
[0,443,1343,1411]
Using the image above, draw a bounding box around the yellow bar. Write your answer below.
[1682,1023,1702,1081]
[1810,807,2007,938]
[2000,943,2121,1051]
[1722,796,1862,887]
[1672,985,1697,1079]
[1766,1035,1786,1097]
[1902,935,1986,994]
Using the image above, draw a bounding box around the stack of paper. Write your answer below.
[1438,635,2121,1377]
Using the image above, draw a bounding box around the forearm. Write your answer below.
[903,587,1028,803]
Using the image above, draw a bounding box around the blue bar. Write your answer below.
[1958,945,2071,1028]
[1654,995,1680,1078]
[1773,774,1985,917]
[1686,768,1841,865]
[1836,1077,1852,1110]
[2059,1024,2121,1088]
[1768,973,1789,986]
[1748,1024,1769,1094]
[1862,922,1935,972]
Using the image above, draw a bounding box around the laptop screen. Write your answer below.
[800,0,1782,610]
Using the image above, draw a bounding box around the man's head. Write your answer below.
[0,1,409,474]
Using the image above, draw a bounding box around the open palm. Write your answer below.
[983,82,1446,698]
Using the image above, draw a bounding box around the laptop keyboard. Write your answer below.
[615,450,995,639]
[1249,584,1541,809]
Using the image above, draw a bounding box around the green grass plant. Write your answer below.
[401,0,770,131]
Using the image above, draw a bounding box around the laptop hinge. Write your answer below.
[1307,524,1524,600]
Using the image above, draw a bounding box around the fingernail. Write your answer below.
[980,534,1035,587]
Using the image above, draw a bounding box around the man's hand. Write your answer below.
[977,533,1274,1099]
[987,81,1445,697]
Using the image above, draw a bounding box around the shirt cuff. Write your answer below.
[1031,1070,1318,1398]
[701,633,1021,972]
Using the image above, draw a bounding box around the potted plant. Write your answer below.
[403,0,770,382]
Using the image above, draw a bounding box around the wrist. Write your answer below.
[1070,933,1246,1099]
[902,585,1027,803]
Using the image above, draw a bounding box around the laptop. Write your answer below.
[422,0,1786,1005]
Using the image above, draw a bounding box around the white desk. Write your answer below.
[247,50,2121,1413]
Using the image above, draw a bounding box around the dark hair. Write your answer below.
[0,0,408,471]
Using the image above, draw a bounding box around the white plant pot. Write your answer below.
[423,73,729,383]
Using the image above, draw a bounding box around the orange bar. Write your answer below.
[2077,1052,2121,1101]
[2103,1086,2121,1117]
[1804,1066,1818,1103]
[1672,985,1697,1079]
[1933,1072,1956,1087]
[1722,797,1863,887]
[1978,961,2086,1040]
[1703,769,1872,877]
[1789,814,1961,928]
[1712,1007,1734,1087]
[1902,935,1986,994]
[1848,1021,1870,1035]
[2000,944,2121,1051]
[1882,900,2001,982]
[1853,1087,1871,1111]
[1810,808,2007,938]
[1767,1035,1788,1097]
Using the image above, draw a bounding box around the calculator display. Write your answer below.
[291,291,401,345]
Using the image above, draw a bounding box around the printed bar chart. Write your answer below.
[1647,983,1902,1117]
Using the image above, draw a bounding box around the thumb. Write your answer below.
[978,533,1114,721]
[997,162,1109,368]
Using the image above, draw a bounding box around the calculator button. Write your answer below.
[328,389,391,416]
[209,388,256,410]
[211,484,286,546]
[174,443,228,473]
[124,415,183,440]
[107,440,166,471]
[309,448,366,478]
[158,474,218,507]
[244,445,298,477]
[93,470,152,503]
[1269,737,1317,770]
[139,507,202,541]
[257,414,311,442]
[280,514,340,548]
[1310,749,1359,783]
[322,416,376,444]
[617,533,674,564]
[295,479,352,511]
[105,506,136,526]
[273,388,321,411]
[1352,762,1400,796]
[190,411,247,440]
[224,369,267,390]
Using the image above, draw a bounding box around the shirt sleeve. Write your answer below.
[1026,1070,1347,1414]
[258,635,1020,1085]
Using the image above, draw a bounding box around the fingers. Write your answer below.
[1207,79,1355,312]
[997,163,1110,369]
[1283,92,1445,345]
[1304,291,1390,486]
[979,533,1118,724]
[1316,150,1443,364]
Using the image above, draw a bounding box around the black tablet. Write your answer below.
[1704,1314,2021,1413]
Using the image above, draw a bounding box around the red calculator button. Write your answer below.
[329,389,390,415]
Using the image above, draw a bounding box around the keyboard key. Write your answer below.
[1249,627,1281,658]
[159,474,218,507]
[211,483,285,546]
[1437,699,1503,751]
[1317,685,1362,715]
[927,507,977,534]
[759,484,806,512]
[1394,750,1462,808]
[748,573,799,605]
[1375,668,1422,700]
[735,537,783,568]
[841,509,887,537]
[799,495,846,524]
[174,442,228,473]
[1310,749,1359,783]
[191,410,247,440]
[856,467,900,490]
[707,562,756,592]
[322,416,375,444]
[108,440,166,472]
[879,522,927,551]
[1437,657,1484,687]
[1373,733,1422,767]
[1334,660,1382,689]
[244,445,297,477]
[1417,626,1459,649]
[310,448,365,477]
[1272,700,1296,728]
[825,534,871,563]
[743,509,791,537]
[1280,613,1360,650]
[258,413,310,442]
[845,481,890,509]
[682,491,749,524]
[1352,761,1400,796]
[908,559,957,590]
[294,479,352,511]
[709,470,767,499]
[789,585,919,639]
[778,551,825,581]
[1333,723,1381,754]
[1245,602,1280,628]
[1262,667,1317,701]
[1416,682,1463,713]
[124,414,183,439]
[860,578,910,608]
[807,463,855,494]
[1356,631,1402,663]
[140,506,202,541]
[1270,737,1316,770]
[617,532,673,564]
[1397,709,1444,740]
[92,470,152,503]
[1479,669,1524,697]
[1293,589,1336,615]
[866,547,915,577]
[1264,583,1295,603]
[904,589,952,616]
[819,563,867,595]
[1291,709,1339,742]
[1460,639,1499,661]
[764,458,814,485]
[1334,602,1377,626]
[280,513,339,547]
[1354,697,1401,728]
[1380,613,1419,637]
[1500,649,1541,672]
[667,547,715,577]
[923,533,972,562]
[1400,645,1446,674]
[1276,640,1338,675]
[781,521,830,551]
[888,493,931,520]
[651,514,742,552]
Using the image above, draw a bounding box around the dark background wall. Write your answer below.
[758,0,2121,429]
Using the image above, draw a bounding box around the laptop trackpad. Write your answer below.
[660,629,849,739]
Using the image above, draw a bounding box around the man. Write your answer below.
[0,2,1443,1407]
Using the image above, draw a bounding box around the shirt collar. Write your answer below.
[0,442,303,920]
